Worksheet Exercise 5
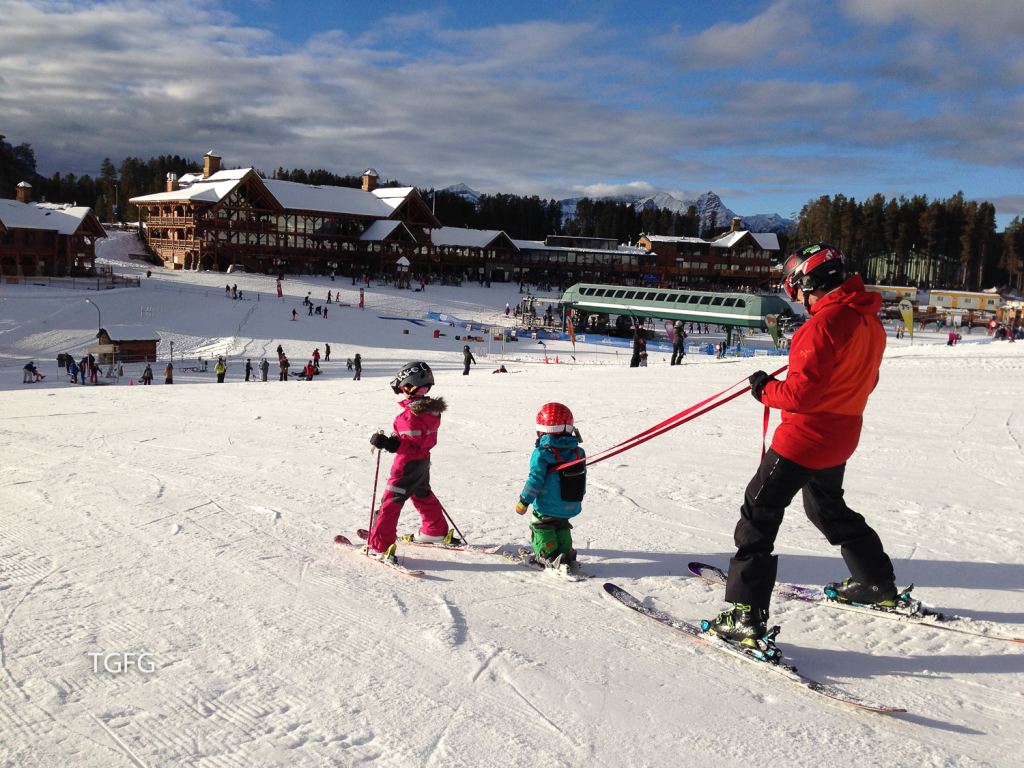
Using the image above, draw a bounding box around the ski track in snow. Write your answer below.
[0,233,1020,765]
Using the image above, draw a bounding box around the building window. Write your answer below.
[43,232,55,247]
[23,231,36,247]
[1,232,13,246]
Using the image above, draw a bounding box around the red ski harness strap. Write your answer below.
[552,364,789,472]
[545,446,582,473]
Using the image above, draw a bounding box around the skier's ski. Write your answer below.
[602,582,905,713]
[356,529,503,555]
[688,562,1023,644]
[503,547,589,581]
[333,535,425,577]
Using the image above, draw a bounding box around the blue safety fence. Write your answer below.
[426,311,789,357]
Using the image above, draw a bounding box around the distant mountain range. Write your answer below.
[439,184,794,235]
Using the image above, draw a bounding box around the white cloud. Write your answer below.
[843,0,1024,43]
[660,1,814,70]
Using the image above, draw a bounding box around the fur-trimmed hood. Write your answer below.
[408,396,447,416]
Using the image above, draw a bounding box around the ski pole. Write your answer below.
[365,445,383,555]
[438,501,468,544]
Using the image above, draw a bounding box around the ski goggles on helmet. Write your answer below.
[781,245,844,301]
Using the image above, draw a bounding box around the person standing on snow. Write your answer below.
[353,353,362,380]
[515,403,587,573]
[324,343,331,362]
[245,359,253,381]
[462,345,476,376]
[259,358,269,382]
[164,362,173,384]
[215,357,227,383]
[671,320,687,365]
[312,348,321,371]
[279,356,290,381]
[364,362,454,563]
[141,364,153,385]
[705,243,897,654]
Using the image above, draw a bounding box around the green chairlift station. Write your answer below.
[559,284,797,346]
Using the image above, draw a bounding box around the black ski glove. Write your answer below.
[748,371,776,403]
[369,432,400,453]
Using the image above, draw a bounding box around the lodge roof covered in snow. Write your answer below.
[130,170,439,225]
[0,199,106,238]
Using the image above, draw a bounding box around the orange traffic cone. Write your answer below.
[129,379,134,386]
[544,355,549,364]
[555,356,559,364]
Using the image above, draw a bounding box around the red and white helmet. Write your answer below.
[537,403,574,435]
[781,242,846,302]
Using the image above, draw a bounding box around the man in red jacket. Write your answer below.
[706,243,897,653]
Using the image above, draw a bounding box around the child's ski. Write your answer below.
[503,547,589,581]
[602,582,905,713]
[333,535,425,577]
[356,529,503,555]
[687,562,1023,644]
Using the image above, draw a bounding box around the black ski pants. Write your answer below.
[725,449,894,611]
[671,342,685,365]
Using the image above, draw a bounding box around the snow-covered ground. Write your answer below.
[0,232,1021,766]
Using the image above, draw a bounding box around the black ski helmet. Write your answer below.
[391,361,434,394]
[782,243,846,306]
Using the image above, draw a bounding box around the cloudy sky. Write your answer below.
[1,0,1022,223]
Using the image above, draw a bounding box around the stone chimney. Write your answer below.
[203,153,221,179]
[730,216,742,232]
[16,181,32,204]
[362,168,379,192]
[166,173,180,192]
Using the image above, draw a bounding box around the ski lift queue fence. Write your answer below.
[1,275,141,290]
[426,310,791,359]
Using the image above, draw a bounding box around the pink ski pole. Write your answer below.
[438,501,467,544]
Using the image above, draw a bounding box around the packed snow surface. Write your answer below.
[0,233,1021,766]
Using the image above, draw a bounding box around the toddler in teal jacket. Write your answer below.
[516,403,586,570]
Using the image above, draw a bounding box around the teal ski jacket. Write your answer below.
[520,434,586,519]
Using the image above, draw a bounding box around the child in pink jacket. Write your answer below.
[366,361,452,563]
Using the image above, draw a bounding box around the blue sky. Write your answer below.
[1,0,1022,225]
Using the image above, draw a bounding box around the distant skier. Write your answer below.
[292,309,297,321]
[164,362,173,384]
[671,320,687,366]
[462,345,476,376]
[68,359,78,384]
[259,358,269,382]
[353,353,362,380]
[312,348,320,371]
[277,280,283,299]
[323,307,328,319]
[141,364,153,385]
[276,344,284,360]
[245,358,253,381]
[23,362,38,383]
[327,291,332,304]
[215,357,226,383]
[279,356,290,381]
[324,343,331,362]
[704,243,897,653]
[304,360,315,381]
[505,303,510,318]
[364,362,452,564]
[515,403,586,573]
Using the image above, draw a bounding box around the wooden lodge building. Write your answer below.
[130,156,441,274]
[638,218,780,287]
[0,182,106,278]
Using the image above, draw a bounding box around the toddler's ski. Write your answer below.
[687,562,1023,644]
[333,535,425,577]
[503,547,589,581]
[602,582,905,713]
[356,529,503,555]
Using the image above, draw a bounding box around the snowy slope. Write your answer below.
[0,234,1021,767]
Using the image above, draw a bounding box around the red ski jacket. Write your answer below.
[761,275,885,469]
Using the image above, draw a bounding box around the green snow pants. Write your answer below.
[530,513,573,559]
